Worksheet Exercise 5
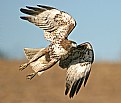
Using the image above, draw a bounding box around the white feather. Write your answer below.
[52,44,68,56]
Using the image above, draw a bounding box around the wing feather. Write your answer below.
[26,6,46,12]
[76,77,84,94]
[20,5,76,42]
[65,83,70,95]
[69,79,79,98]
[37,5,55,10]
[59,42,94,98]
[20,8,40,15]
[65,62,92,98]
[84,70,91,87]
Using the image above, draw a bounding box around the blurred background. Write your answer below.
[0,0,121,103]
[0,0,121,61]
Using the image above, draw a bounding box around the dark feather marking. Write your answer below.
[84,70,91,87]
[76,77,84,94]
[37,5,55,10]
[20,8,39,15]
[65,83,70,95]
[20,16,29,20]
[69,80,79,98]
[26,6,46,12]
[90,50,94,63]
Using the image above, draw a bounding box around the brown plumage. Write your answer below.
[19,5,77,80]
[59,42,94,98]
[20,5,76,42]
[19,5,95,99]
[19,39,77,80]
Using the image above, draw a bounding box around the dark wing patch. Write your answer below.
[60,42,94,98]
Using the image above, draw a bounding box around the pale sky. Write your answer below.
[0,0,121,61]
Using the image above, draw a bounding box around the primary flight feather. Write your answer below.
[20,5,76,42]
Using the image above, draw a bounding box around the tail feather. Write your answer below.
[24,48,45,60]
[23,48,49,76]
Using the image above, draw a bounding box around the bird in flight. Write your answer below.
[19,5,94,98]
[19,5,77,79]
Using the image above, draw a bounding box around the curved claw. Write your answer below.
[26,72,37,80]
[19,63,28,71]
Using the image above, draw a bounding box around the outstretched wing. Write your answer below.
[59,42,94,98]
[20,5,76,42]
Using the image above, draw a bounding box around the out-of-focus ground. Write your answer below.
[0,60,121,103]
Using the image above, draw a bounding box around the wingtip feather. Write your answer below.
[20,8,29,14]
[20,8,24,12]
[69,81,78,98]
[20,8,39,15]
[65,83,71,95]
[37,5,55,10]
[76,77,84,94]
[65,87,69,95]
[84,70,91,87]
[20,16,29,20]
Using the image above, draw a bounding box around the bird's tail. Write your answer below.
[24,48,45,60]
[24,48,48,76]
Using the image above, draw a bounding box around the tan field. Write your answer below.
[0,60,121,103]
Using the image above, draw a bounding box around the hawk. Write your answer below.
[19,5,77,79]
[19,5,95,98]
[59,42,94,98]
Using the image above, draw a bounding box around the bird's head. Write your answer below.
[70,40,77,48]
[61,40,77,51]
[79,42,93,49]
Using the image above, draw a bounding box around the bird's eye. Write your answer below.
[67,45,71,49]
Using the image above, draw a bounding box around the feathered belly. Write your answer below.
[52,44,68,56]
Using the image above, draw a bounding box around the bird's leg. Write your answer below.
[19,47,48,71]
[26,58,59,80]
[37,58,59,72]
[19,63,29,71]
[28,47,48,64]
